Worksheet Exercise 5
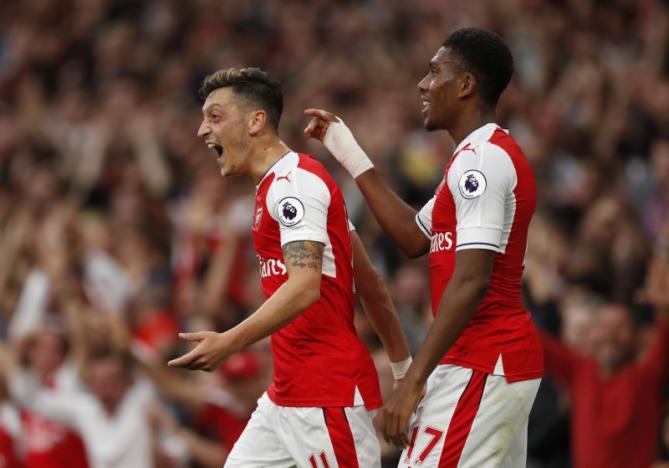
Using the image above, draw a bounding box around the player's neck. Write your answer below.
[249,137,292,184]
[448,106,497,147]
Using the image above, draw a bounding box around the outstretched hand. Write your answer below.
[303,108,340,142]
[167,331,235,371]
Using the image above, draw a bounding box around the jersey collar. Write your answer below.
[452,123,502,155]
[257,151,296,187]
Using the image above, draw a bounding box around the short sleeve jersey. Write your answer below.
[416,124,543,382]
[252,151,382,409]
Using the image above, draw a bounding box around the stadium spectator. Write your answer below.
[539,254,669,468]
[7,351,157,468]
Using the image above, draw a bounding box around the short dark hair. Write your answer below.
[442,28,513,106]
[199,67,283,131]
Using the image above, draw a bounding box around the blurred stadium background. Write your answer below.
[1,0,669,467]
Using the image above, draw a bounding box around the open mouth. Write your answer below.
[207,143,224,158]
[420,96,430,113]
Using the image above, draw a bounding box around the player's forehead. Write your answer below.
[202,87,236,114]
[430,46,459,69]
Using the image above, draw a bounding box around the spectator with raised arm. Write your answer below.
[538,248,669,468]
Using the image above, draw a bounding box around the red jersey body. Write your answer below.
[22,412,88,468]
[20,367,89,468]
[416,124,543,382]
[0,431,20,468]
[252,151,382,409]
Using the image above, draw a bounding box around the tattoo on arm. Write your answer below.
[282,241,324,271]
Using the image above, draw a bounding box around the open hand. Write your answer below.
[167,331,235,371]
[382,378,426,447]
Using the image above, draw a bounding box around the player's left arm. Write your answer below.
[168,240,323,371]
[351,230,411,372]
[383,249,495,443]
[405,251,495,382]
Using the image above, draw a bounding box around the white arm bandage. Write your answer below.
[390,356,413,380]
[323,120,374,179]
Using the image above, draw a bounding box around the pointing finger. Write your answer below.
[304,108,339,123]
[178,332,207,342]
[304,119,329,142]
[304,119,319,135]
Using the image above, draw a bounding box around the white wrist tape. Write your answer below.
[323,120,374,178]
[390,356,413,380]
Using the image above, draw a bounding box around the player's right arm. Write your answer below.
[304,109,430,258]
[167,241,323,372]
[351,230,411,375]
[168,167,329,372]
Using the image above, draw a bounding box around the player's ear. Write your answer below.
[248,109,268,136]
[458,72,476,99]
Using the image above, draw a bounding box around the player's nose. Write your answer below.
[197,120,209,138]
[417,75,429,93]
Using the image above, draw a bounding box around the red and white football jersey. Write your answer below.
[252,151,382,409]
[416,123,543,382]
[21,366,89,468]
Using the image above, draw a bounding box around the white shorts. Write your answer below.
[398,365,540,468]
[225,393,380,468]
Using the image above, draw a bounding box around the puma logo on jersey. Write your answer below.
[276,172,292,183]
[456,143,477,157]
[430,232,454,252]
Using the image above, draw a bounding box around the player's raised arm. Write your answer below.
[351,230,411,374]
[304,109,429,258]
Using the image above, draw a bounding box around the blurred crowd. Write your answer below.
[1,0,669,466]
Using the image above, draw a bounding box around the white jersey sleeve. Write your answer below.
[447,142,517,253]
[415,195,435,239]
[266,168,331,247]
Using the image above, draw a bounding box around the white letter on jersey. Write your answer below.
[258,257,287,278]
[430,232,454,253]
